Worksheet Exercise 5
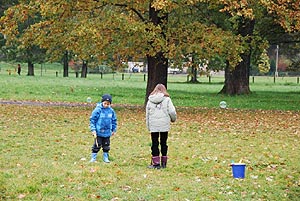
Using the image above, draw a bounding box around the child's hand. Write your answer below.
[92,131,97,138]
[112,132,116,136]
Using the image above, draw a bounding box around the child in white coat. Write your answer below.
[146,84,177,169]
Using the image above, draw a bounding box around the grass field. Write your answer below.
[0,62,300,200]
[1,104,299,200]
[0,61,299,111]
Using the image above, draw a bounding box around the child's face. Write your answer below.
[102,101,111,108]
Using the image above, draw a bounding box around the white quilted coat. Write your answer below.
[146,93,177,132]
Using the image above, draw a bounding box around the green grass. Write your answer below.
[0,64,300,200]
[1,105,299,200]
[0,66,299,110]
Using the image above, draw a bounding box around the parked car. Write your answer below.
[132,66,140,73]
[168,68,182,74]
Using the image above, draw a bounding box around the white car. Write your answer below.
[168,68,182,74]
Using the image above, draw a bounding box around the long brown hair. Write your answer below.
[150,84,170,97]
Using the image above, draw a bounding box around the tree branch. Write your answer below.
[114,3,146,22]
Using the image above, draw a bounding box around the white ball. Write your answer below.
[87,97,92,103]
[219,101,227,109]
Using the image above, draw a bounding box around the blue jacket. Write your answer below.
[89,102,117,137]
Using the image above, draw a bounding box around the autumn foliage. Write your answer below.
[1,0,300,95]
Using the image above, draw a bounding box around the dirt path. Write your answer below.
[0,99,92,107]
[0,99,143,109]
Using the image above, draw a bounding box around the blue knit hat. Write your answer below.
[101,94,112,103]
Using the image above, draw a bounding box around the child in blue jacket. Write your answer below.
[89,94,117,163]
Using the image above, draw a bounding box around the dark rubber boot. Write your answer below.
[161,156,168,168]
[147,156,161,169]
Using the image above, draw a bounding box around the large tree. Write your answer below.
[0,1,239,98]
[1,0,299,97]
[0,2,47,75]
[196,0,300,95]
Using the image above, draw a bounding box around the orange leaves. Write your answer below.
[173,186,181,191]
[214,0,254,18]
[176,107,300,139]
[263,0,300,32]
[151,0,176,12]
[1,102,300,199]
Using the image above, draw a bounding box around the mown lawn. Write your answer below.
[0,73,300,111]
[1,65,299,200]
[1,104,299,200]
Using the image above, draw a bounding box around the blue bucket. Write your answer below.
[231,163,246,179]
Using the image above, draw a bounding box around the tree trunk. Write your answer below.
[189,54,199,83]
[63,51,69,77]
[145,53,168,103]
[220,18,255,95]
[81,60,87,78]
[220,59,250,95]
[27,61,34,76]
[145,3,168,105]
[189,64,199,83]
[191,66,198,83]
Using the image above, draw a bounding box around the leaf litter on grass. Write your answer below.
[1,104,299,200]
